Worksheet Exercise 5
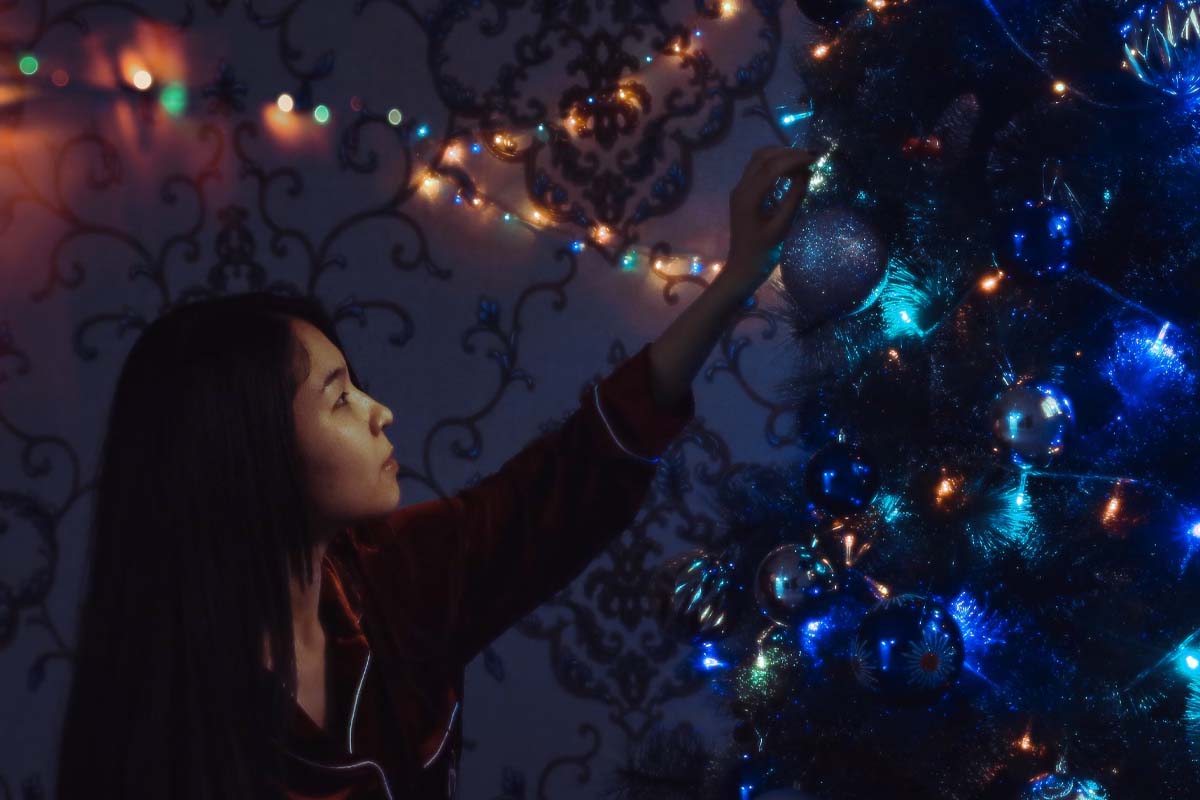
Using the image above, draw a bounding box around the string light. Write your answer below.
[12,10,758,301]
[979,271,1004,292]
[812,44,830,59]
[160,81,187,117]
[864,576,890,599]
[1052,80,1068,95]
[1102,483,1122,525]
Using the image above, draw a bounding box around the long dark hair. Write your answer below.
[55,291,367,800]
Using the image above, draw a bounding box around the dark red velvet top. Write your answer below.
[279,342,695,799]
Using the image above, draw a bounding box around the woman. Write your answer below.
[54,146,817,799]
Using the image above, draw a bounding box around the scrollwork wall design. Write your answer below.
[0,0,812,794]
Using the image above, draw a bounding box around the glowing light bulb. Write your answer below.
[979,271,1003,291]
[1052,80,1068,94]
[1103,495,1121,523]
[132,69,153,91]
[387,108,403,126]
[277,93,295,113]
[812,44,830,59]
[720,0,737,15]
[592,224,612,244]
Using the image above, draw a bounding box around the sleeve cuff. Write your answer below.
[591,342,695,463]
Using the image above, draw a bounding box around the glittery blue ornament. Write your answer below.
[1020,772,1110,800]
[988,381,1075,468]
[850,594,964,698]
[1000,199,1075,279]
[653,550,736,642]
[1121,0,1200,99]
[779,207,887,331]
[803,439,880,516]
[754,542,839,626]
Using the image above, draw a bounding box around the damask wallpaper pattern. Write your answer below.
[0,1,820,796]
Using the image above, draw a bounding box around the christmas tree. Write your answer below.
[625,1,1200,798]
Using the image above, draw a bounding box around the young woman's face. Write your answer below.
[289,318,400,527]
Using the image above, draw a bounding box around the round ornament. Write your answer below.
[850,594,964,698]
[778,207,887,331]
[754,542,839,626]
[988,381,1075,468]
[653,550,735,642]
[1000,199,1075,280]
[1121,0,1200,99]
[1020,771,1109,800]
[803,439,881,516]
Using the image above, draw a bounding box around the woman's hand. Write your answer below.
[718,145,820,299]
[646,146,819,409]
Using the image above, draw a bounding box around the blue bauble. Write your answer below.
[803,440,880,516]
[988,381,1075,468]
[754,542,839,626]
[653,550,735,642]
[1020,772,1110,800]
[1121,1,1200,99]
[779,207,887,331]
[1001,199,1075,279]
[850,594,964,698]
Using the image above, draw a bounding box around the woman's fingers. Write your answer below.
[739,148,818,211]
[765,171,811,238]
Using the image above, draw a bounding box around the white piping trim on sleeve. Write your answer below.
[348,651,370,754]
[592,383,660,464]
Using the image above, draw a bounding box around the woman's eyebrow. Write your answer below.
[321,366,346,392]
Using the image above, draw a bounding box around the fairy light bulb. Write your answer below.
[1052,80,1068,95]
[980,271,1004,291]
[132,69,153,91]
[812,44,830,59]
[277,93,295,113]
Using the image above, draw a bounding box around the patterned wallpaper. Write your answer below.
[0,1,822,796]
